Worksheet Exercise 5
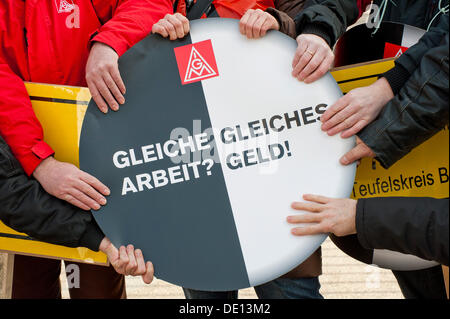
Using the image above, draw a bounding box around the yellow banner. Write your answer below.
[0,58,447,263]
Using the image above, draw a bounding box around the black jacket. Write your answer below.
[371,0,449,31]
[293,0,359,47]
[356,197,449,266]
[0,136,104,251]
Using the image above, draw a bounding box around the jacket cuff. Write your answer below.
[382,64,411,95]
[355,199,371,249]
[300,24,332,47]
[358,129,396,169]
[20,141,55,176]
[90,32,128,57]
[78,218,105,252]
[266,8,297,39]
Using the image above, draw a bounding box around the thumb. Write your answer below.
[340,143,371,165]
[142,261,154,284]
[102,239,119,263]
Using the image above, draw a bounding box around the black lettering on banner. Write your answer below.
[301,107,316,125]
[351,170,442,198]
[427,173,435,186]
[114,104,325,196]
[439,167,448,184]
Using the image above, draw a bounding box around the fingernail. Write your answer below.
[100,198,107,205]
[94,204,101,210]
[119,98,125,104]
[104,188,111,195]
[102,108,108,114]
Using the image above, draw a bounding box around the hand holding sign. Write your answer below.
[99,237,154,284]
[239,9,280,39]
[86,42,126,113]
[320,78,394,138]
[33,156,110,211]
[292,34,335,84]
[152,13,190,40]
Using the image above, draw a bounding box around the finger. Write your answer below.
[176,13,190,35]
[260,18,273,36]
[341,119,368,138]
[67,187,101,210]
[117,246,129,274]
[239,10,252,35]
[62,194,91,211]
[322,102,359,132]
[142,261,154,284]
[303,52,334,83]
[125,245,138,275]
[103,240,119,263]
[303,194,331,204]
[94,78,119,111]
[134,249,146,275]
[292,38,308,69]
[152,23,169,37]
[87,79,108,113]
[79,171,110,196]
[292,44,315,78]
[102,71,125,107]
[291,224,327,236]
[287,213,323,224]
[167,14,186,39]
[297,48,326,81]
[340,143,371,165]
[326,113,360,136]
[252,14,267,38]
[109,64,126,96]
[321,95,350,125]
[160,19,178,40]
[290,201,323,213]
[246,11,260,38]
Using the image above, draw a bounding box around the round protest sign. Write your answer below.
[80,18,356,291]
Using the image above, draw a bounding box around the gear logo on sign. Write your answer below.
[174,39,219,85]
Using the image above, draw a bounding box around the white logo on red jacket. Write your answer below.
[55,0,75,13]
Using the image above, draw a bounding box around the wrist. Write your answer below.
[32,156,55,179]
[99,237,111,253]
[373,77,394,105]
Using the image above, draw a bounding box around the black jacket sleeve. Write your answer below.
[293,0,358,47]
[358,33,449,169]
[356,197,449,266]
[383,14,449,95]
[0,137,104,251]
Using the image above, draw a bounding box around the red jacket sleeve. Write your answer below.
[90,0,173,56]
[0,57,54,176]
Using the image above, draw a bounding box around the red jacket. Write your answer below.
[0,0,172,176]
